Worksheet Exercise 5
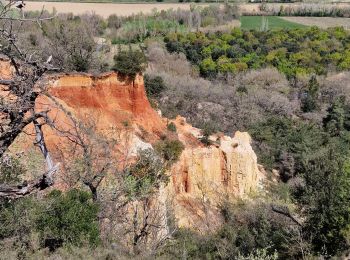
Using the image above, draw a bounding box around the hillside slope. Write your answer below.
[1,61,264,230]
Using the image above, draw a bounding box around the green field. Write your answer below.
[240,16,306,30]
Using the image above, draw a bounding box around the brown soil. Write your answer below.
[281,16,350,29]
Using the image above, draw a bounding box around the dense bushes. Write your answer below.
[0,189,99,254]
[36,189,100,250]
[248,100,350,255]
[158,201,299,259]
[249,116,326,177]
[301,146,350,255]
[165,27,350,79]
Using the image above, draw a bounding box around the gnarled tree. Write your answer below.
[0,1,58,198]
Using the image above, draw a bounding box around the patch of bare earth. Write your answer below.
[281,16,350,29]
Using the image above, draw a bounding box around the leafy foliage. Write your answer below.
[155,139,185,163]
[158,201,299,259]
[123,149,167,200]
[250,102,350,255]
[36,189,100,250]
[167,122,177,132]
[301,75,320,112]
[165,27,350,79]
[0,196,37,240]
[0,189,99,254]
[300,147,350,256]
[113,47,147,79]
[249,116,326,179]
[0,154,26,184]
[144,74,166,97]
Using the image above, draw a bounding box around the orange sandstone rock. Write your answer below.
[3,67,264,231]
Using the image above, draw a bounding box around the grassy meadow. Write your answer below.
[240,16,306,30]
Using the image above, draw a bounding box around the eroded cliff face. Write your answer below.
[1,64,264,231]
[48,73,164,134]
[168,116,264,230]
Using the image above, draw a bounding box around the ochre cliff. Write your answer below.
[168,116,264,230]
[47,73,164,133]
[1,62,264,230]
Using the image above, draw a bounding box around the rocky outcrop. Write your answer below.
[168,116,264,230]
[2,68,265,231]
[47,73,164,134]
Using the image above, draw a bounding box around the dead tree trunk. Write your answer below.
[34,120,53,169]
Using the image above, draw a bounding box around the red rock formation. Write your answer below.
[47,73,164,134]
[2,66,264,231]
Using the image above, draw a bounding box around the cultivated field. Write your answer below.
[25,2,209,17]
[281,16,350,29]
[240,16,305,30]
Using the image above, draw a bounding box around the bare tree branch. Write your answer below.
[0,163,59,199]
[0,1,59,198]
[271,204,302,227]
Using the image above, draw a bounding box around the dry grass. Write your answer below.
[199,20,240,33]
[25,2,209,18]
[239,3,350,14]
[281,16,350,29]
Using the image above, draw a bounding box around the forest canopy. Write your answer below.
[164,26,350,79]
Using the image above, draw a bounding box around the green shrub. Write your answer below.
[301,75,320,113]
[158,201,299,259]
[0,196,40,258]
[144,74,166,98]
[113,47,147,80]
[155,139,184,163]
[167,122,177,132]
[123,149,166,200]
[200,122,217,146]
[36,189,100,250]
[0,196,38,240]
[249,116,325,179]
[0,154,26,184]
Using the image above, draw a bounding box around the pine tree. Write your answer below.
[302,75,319,112]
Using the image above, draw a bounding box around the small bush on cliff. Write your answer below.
[167,122,177,132]
[113,47,147,80]
[155,139,185,164]
[123,149,167,200]
[200,121,217,146]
